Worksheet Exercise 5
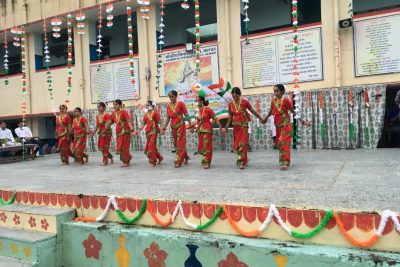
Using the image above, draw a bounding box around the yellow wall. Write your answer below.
[1,0,400,121]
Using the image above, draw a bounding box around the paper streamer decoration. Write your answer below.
[20,27,27,120]
[364,90,370,147]
[155,0,165,91]
[66,14,73,98]
[137,0,150,20]
[11,27,23,47]
[3,30,9,85]
[194,0,201,72]
[43,19,54,106]
[126,0,135,84]
[242,0,250,44]
[318,91,325,143]
[50,18,62,38]
[106,2,114,28]
[348,90,355,143]
[181,0,189,10]
[76,12,86,35]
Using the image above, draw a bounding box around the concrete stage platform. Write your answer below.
[1,148,399,212]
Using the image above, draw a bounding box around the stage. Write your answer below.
[1,148,399,212]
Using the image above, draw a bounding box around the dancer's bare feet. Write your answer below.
[158,157,164,165]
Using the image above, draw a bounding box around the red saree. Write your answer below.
[72,117,88,164]
[197,107,216,166]
[143,110,163,165]
[271,97,292,167]
[228,98,252,166]
[167,101,189,165]
[96,112,113,164]
[111,110,132,164]
[56,114,73,164]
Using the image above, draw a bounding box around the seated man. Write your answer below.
[0,121,15,146]
[15,121,42,156]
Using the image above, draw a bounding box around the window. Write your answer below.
[90,13,138,62]
[0,42,21,76]
[158,0,217,48]
[241,0,321,35]
[354,0,400,14]
[35,28,75,70]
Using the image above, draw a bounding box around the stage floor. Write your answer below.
[1,149,399,212]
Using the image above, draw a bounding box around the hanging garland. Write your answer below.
[3,30,9,85]
[292,0,299,89]
[292,91,301,146]
[137,0,150,20]
[73,195,400,248]
[255,98,260,140]
[0,192,17,206]
[43,19,54,105]
[20,27,27,120]
[348,90,355,143]
[67,14,73,98]
[364,90,370,147]
[97,4,103,60]
[155,0,165,91]
[242,0,250,45]
[318,91,325,143]
[11,27,23,47]
[50,17,62,39]
[76,11,86,35]
[194,0,201,72]
[348,0,353,18]
[181,0,189,10]
[126,0,135,85]
[106,2,114,28]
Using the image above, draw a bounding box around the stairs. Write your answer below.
[0,204,75,267]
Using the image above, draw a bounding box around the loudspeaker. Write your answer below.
[339,18,353,29]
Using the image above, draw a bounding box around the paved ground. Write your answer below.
[0,149,399,212]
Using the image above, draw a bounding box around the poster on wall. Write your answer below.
[354,13,400,77]
[241,27,323,88]
[160,45,230,119]
[90,58,140,103]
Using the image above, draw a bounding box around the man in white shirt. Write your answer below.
[15,121,42,156]
[0,121,15,146]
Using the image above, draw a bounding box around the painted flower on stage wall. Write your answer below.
[41,219,49,230]
[0,212,7,223]
[143,241,168,267]
[28,216,36,228]
[13,214,20,225]
[82,233,103,260]
[218,252,249,267]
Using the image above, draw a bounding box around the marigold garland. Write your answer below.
[126,0,135,84]
[0,192,17,206]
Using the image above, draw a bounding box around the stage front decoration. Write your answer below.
[76,11,86,35]
[155,0,165,91]
[50,17,62,39]
[20,27,27,120]
[3,30,9,85]
[194,0,201,72]
[137,0,150,20]
[242,0,250,44]
[126,0,135,85]
[67,13,73,99]
[106,2,114,28]
[97,4,103,60]
[181,0,189,10]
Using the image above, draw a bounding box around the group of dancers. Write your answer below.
[56,84,310,170]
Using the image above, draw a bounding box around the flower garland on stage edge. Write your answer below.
[194,0,201,72]
[3,30,9,85]
[73,195,400,248]
[66,14,73,101]
[126,0,135,85]
[155,0,165,91]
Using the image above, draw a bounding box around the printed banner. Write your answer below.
[160,45,229,120]
[90,58,140,103]
[354,13,400,76]
[241,27,323,88]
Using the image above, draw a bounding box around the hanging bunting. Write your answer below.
[194,0,201,72]
[181,0,189,10]
[292,91,301,146]
[242,0,250,44]
[255,98,260,140]
[97,4,103,60]
[364,90,370,146]
[11,27,23,47]
[3,30,9,85]
[318,91,325,143]
[126,0,135,84]
[50,17,62,38]
[292,0,300,90]
[66,14,73,99]
[43,19,54,106]
[20,27,27,120]
[76,11,86,35]
[137,0,150,20]
[155,0,165,91]
[106,2,114,28]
